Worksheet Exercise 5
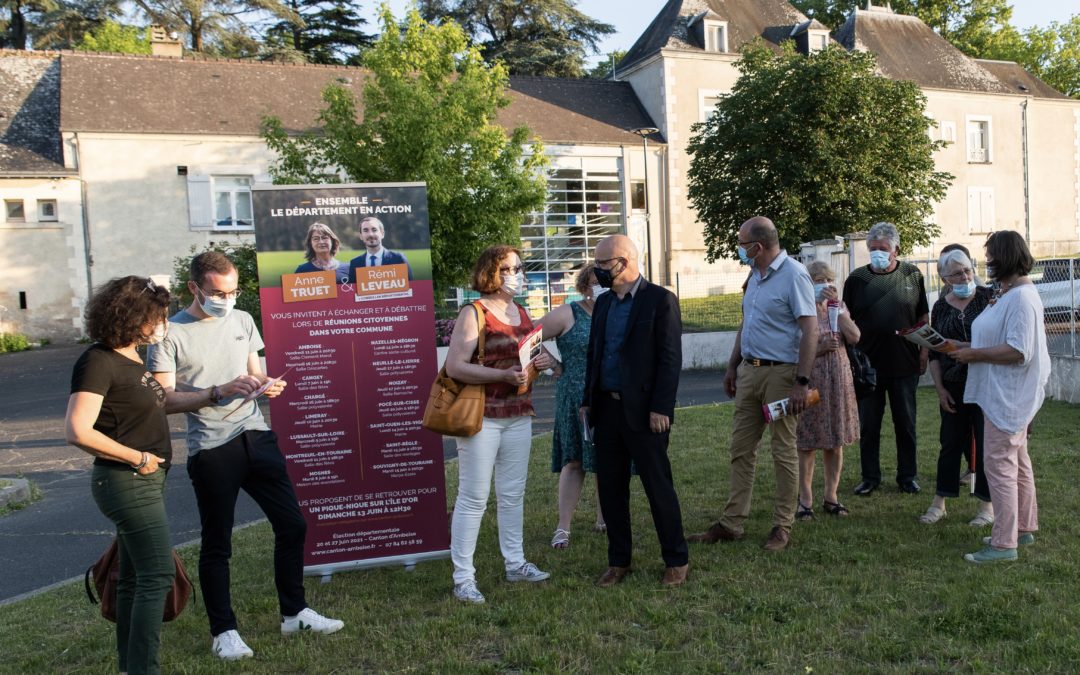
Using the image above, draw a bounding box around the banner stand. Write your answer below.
[309,549,451,583]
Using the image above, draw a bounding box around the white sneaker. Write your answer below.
[212,629,254,660]
[281,607,345,635]
[453,580,486,604]
[506,561,550,583]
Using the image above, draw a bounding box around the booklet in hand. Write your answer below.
[222,367,292,420]
[896,321,956,352]
[516,325,544,394]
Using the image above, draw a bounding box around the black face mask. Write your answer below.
[594,259,625,288]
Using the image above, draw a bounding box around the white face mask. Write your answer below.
[590,284,608,300]
[198,289,236,319]
[501,272,525,297]
[869,250,892,271]
[144,322,167,345]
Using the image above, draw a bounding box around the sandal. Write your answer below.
[796,501,815,521]
[823,500,850,516]
[968,511,995,527]
[551,528,570,549]
[919,505,947,524]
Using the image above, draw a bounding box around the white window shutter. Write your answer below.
[186,174,213,230]
[980,189,995,231]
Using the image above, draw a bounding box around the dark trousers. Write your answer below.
[593,394,688,568]
[857,373,919,484]
[187,430,307,637]
[936,380,990,500]
[92,464,174,675]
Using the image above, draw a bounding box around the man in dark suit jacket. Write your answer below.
[582,234,689,587]
[347,216,414,282]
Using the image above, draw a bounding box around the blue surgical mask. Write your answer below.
[952,280,976,298]
[737,245,757,266]
[869,250,891,271]
[813,283,830,301]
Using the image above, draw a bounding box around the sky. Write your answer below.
[364,1,1080,67]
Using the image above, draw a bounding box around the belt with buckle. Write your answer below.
[745,357,793,367]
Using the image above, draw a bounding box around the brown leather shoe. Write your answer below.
[686,521,744,544]
[762,526,790,551]
[660,563,689,587]
[596,566,632,587]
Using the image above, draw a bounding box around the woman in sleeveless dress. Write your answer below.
[537,265,605,549]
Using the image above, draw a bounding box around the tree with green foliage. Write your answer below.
[417,0,614,78]
[587,49,626,79]
[262,8,549,296]
[172,241,263,333]
[687,44,952,261]
[30,0,121,50]
[129,0,299,52]
[2,0,55,48]
[76,20,151,53]
[266,0,373,65]
[987,17,1080,98]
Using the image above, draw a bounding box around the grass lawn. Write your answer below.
[3,390,1080,672]
[680,293,743,333]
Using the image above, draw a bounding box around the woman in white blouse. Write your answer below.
[952,231,1050,564]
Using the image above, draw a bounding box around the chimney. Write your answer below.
[149,25,182,58]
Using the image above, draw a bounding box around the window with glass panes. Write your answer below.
[519,168,624,315]
[213,176,253,228]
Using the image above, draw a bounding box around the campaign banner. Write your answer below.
[252,182,449,575]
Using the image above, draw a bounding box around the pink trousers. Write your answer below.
[983,419,1039,550]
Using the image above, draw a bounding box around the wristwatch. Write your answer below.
[795,375,811,387]
[209,385,223,406]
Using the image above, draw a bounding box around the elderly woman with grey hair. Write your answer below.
[842,222,929,497]
[795,260,861,520]
[919,247,995,526]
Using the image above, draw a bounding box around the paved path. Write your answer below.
[0,344,726,604]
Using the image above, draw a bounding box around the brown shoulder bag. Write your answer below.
[422,302,487,437]
[85,538,194,622]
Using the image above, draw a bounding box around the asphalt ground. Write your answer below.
[0,343,727,604]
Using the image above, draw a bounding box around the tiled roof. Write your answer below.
[56,51,659,145]
[60,52,368,135]
[0,51,72,176]
[975,59,1069,100]
[620,0,810,71]
[834,8,1015,95]
[504,76,662,144]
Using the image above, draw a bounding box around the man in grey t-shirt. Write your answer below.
[149,251,343,661]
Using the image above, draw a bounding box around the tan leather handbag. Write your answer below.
[422,303,486,437]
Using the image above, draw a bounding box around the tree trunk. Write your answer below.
[9,6,28,49]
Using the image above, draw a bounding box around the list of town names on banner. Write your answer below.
[253,183,448,570]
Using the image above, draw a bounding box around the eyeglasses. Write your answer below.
[737,240,758,248]
[498,265,524,275]
[310,234,332,242]
[141,279,158,294]
[594,257,626,268]
[198,286,242,301]
[943,269,973,282]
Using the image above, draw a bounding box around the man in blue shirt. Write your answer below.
[689,216,817,551]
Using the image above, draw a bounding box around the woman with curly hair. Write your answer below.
[445,245,554,604]
[65,276,174,675]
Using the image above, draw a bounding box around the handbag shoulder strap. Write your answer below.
[472,302,486,362]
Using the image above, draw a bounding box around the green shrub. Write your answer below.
[0,333,31,353]
[171,241,262,334]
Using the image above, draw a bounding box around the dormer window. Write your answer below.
[704,20,728,53]
[809,30,828,52]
